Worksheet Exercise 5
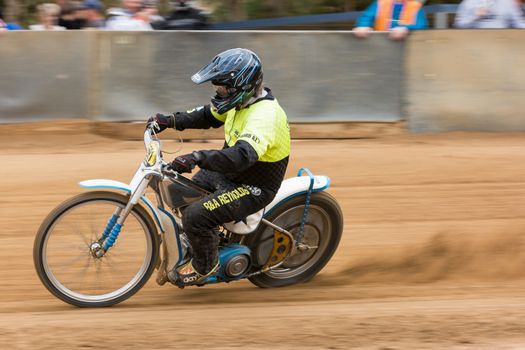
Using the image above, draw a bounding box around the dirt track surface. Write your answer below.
[2,121,525,349]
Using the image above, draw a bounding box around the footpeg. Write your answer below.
[167,269,185,289]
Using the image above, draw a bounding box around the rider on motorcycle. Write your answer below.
[148,48,291,286]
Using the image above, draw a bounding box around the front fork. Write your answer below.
[90,178,150,258]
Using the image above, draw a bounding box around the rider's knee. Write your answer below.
[181,204,209,233]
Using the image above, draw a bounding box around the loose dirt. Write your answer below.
[2,121,525,349]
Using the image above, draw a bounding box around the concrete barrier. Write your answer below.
[2,30,525,134]
[0,32,92,122]
[406,30,525,132]
[0,31,403,125]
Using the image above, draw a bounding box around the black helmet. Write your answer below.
[191,48,263,114]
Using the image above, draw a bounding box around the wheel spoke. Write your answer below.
[89,211,98,242]
[77,254,93,293]
[103,254,124,278]
[59,253,90,267]
[67,222,91,248]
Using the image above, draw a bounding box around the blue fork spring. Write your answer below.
[100,214,118,241]
[103,223,122,251]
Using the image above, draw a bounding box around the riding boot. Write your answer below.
[186,230,219,275]
[171,230,219,287]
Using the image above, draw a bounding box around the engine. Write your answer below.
[217,244,252,280]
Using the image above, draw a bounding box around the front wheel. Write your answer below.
[33,191,160,307]
[247,191,343,288]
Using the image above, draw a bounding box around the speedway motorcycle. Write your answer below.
[33,127,343,307]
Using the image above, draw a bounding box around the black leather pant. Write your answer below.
[182,169,276,274]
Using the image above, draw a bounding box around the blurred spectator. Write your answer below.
[78,0,105,28]
[162,0,208,30]
[57,0,85,29]
[353,0,428,41]
[105,0,153,30]
[139,0,166,29]
[0,7,22,30]
[454,0,525,28]
[29,3,66,30]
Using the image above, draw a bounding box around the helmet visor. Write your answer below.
[191,58,225,85]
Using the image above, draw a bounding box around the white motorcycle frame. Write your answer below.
[79,130,331,273]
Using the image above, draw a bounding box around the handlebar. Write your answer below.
[161,163,179,177]
[144,123,182,177]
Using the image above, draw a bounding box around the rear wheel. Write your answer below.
[248,191,343,288]
[33,191,159,307]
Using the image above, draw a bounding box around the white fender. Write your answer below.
[266,175,331,214]
[79,179,164,231]
[223,175,331,234]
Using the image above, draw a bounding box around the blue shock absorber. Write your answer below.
[103,223,122,251]
[99,214,118,241]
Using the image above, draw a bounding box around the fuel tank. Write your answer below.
[158,174,208,209]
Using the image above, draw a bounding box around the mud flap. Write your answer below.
[156,243,169,286]
[155,209,182,285]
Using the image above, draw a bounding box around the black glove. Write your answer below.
[146,113,174,133]
[170,153,198,174]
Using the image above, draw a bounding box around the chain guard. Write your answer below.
[263,229,292,269]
